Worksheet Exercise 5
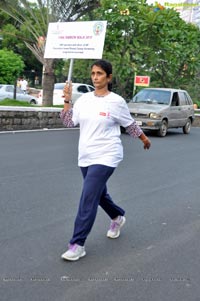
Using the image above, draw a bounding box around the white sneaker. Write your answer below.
[107,216,126,239]
[61,244,86,261]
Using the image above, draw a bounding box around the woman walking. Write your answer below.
[60,59,151,261]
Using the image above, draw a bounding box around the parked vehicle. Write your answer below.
[0,84,38,104]
[127,88,195,137]
[37,82,95,105]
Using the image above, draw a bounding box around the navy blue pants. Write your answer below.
[70,164,125,246]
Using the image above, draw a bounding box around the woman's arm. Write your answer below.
[125,122,151,150]
[60,109,75,128]
[60,81,75,128]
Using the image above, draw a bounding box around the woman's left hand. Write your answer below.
[139,133,151,150]
[143,138,151,150]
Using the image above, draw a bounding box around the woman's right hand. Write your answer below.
[63,81,72,101]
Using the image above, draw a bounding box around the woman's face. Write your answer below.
[91,65,112,90]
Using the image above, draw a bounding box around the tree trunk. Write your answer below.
[42,58,56,106]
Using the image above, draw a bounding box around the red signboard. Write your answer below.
[134,75,150,87]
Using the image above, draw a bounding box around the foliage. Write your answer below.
[0,0,101,64]
[1,0,200,102]
[1,23,43,80]
[0,98,62,107]
[78,0,200,99]
[141,8,200,89]
[0,49,24,83]
[0,0,101,105]
[62,59,94,84]
[194,100,200,108]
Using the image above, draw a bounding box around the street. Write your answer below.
[1,127,200,301]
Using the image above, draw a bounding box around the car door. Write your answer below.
[53,83,65,105]
[179,91,194,121]
[168,92,186,127]
[5,85,27,101]
[16,87,29,101]
[5,85,15,99]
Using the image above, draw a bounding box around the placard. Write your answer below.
[44,21,107,59]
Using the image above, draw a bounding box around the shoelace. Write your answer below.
[68,244,78,251]
[110,220,120,230]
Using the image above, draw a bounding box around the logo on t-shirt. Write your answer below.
[99,112,110,117]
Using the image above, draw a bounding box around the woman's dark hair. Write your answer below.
[91,59,113,91]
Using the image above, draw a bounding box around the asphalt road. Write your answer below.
[1,127,200,301]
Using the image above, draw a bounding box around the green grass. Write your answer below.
[0,99,34,107]
[0,98,62,108]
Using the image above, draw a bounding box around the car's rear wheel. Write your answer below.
[157,120,168,137]
[183,118,191,134]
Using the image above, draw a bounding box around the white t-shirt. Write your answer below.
[72,91,134,167]
[20,79,28,91]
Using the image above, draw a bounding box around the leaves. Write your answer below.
[0,0,100,105]
[0,49,24,83]
[1,0,200,101]
[90,0,200,97]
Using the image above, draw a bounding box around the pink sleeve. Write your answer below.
[125,121,143,138]
[60,109,75,128]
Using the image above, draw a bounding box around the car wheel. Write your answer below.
[183,118,191,134]
[157,120,168,137]
[30,99,36,105]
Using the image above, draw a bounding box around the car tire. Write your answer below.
[183,118,191,134]
[30,99,36,105]
[157,120,168,137]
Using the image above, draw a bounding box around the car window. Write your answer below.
[16,87,24,94]
[77,85,89,93]
[88,86,95,92]
[185,93,193,105]
[5,86,14,92]
[179,92,192,105]
[171,92,180,106]
[178,92,188,106]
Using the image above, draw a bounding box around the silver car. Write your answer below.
[0,84,38,104]
[127,88,195,137]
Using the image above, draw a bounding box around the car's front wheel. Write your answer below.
[183,118,191,134]
[157,120,168,137]
[30,99,36,105]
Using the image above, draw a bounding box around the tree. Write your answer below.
[62,0,151,98]
[138,6,200,89]
[2,0,200,102]
[0,0,100,105]
[1,23,42,84]
[0,49,24,83]
[80,0,200,98]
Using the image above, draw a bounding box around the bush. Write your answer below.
[193,100,200,108]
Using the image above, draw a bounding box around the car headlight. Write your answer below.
[149,112,161,119]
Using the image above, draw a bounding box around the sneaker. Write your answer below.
[107,216,126,239]
[61,244,86,261]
